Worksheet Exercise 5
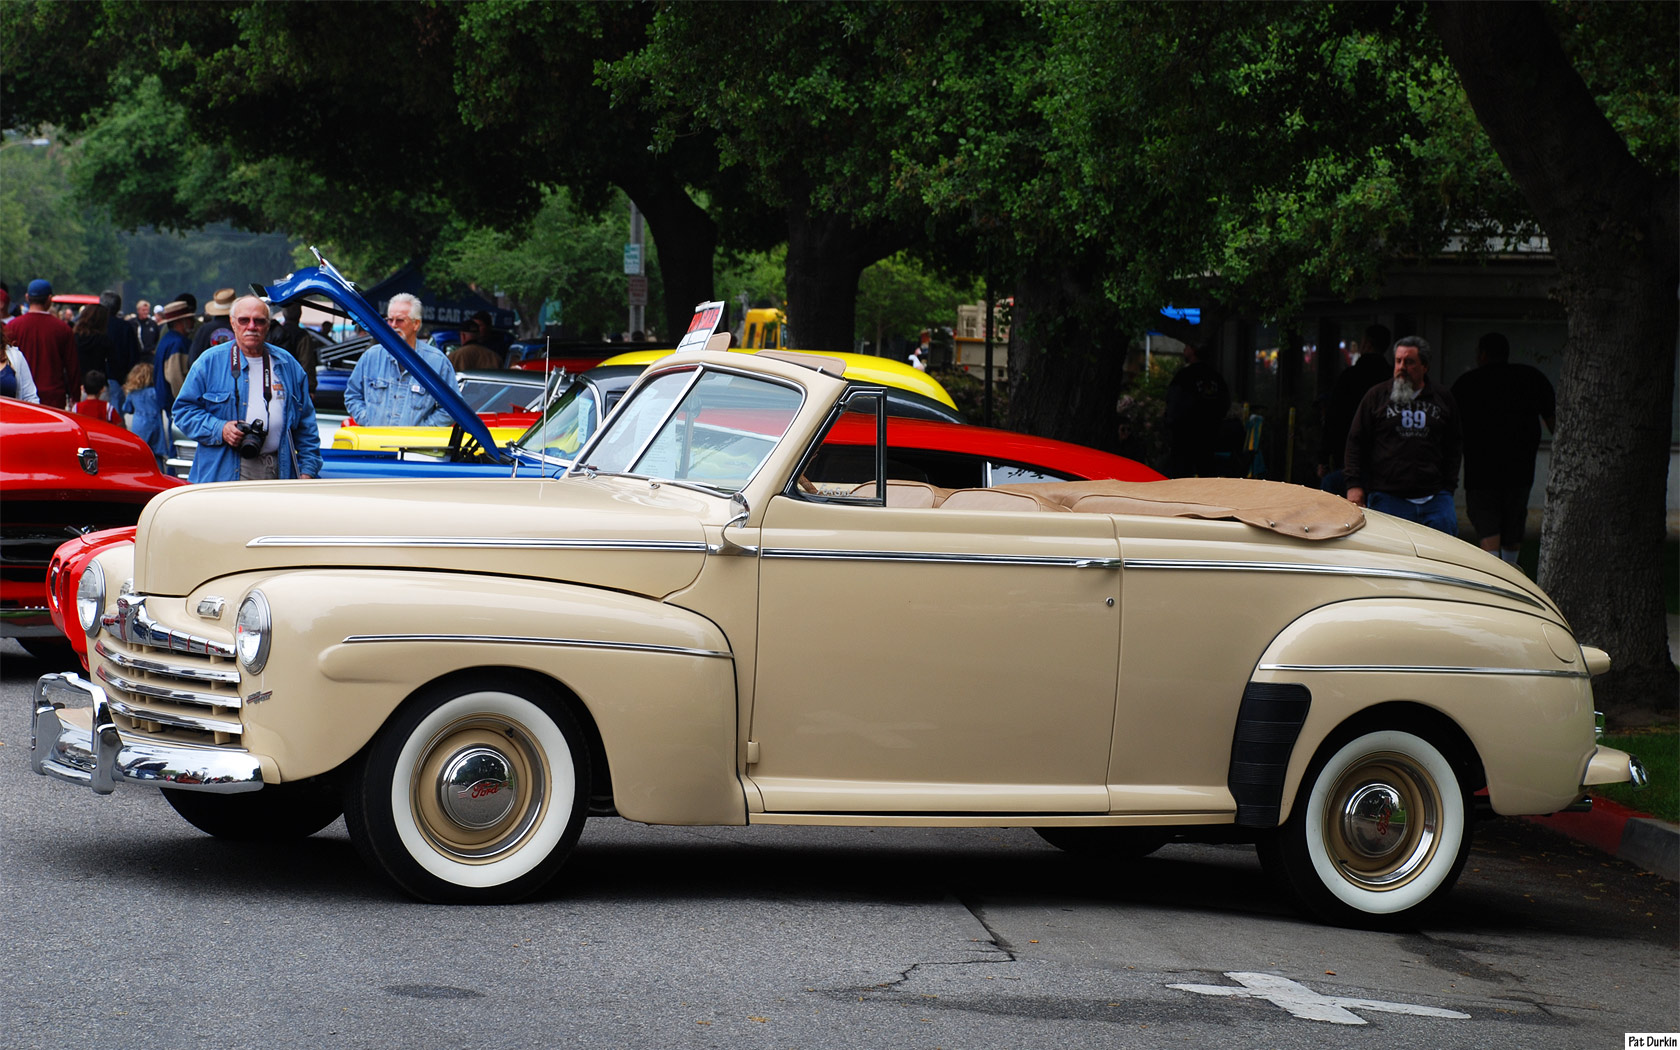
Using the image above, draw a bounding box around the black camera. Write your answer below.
[233,418,267,458]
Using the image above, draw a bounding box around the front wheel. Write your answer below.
[1258,728,1472,927]
[343,677,590,903]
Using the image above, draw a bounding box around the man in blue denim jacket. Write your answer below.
[172,295,322,483]
[344,292,458,427]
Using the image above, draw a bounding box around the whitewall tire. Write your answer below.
[345,678,589,903]
[1261,728,1472,926]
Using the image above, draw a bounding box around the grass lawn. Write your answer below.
[1593,726,1678,824]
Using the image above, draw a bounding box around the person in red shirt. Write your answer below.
[72,369,123,426]
[7,279,79,408]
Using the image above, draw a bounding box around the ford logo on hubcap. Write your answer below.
[438,748,518,829]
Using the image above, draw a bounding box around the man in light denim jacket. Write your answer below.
[345,292,458,427]
[172,295,322,483]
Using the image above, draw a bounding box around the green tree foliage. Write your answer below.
[0,135,126,292]
[715,246,788,318]
[603,1,1034,351]
[428,188,662,341]
[855,253,980,351]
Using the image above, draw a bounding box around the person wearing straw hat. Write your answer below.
[186,287,237,369]
[152,298,198,412]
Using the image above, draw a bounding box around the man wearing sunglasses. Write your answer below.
[171,295,321,483]
[343,292,457,427]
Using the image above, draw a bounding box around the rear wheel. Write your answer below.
[1035,826,1170,860]
[1259,728,1472,926]
[162,776,343,840]
[344,676,589,903]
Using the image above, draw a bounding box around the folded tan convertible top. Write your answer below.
[996,477,1365,540]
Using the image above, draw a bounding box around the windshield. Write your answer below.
[458,375,543,415]
[575,367,803,492]
[513,378,605,457]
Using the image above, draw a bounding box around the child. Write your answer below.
[73,370,123,426]
[122,363,171,471]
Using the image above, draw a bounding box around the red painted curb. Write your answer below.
[1526,796,1648,855]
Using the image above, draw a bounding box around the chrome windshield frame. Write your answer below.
[563,363,807,495]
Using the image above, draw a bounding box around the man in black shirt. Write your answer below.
[1451,332,1555,568]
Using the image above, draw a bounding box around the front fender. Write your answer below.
[210,570,743,824]
[1250,598,1596,820]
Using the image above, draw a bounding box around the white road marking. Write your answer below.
[1168,971,1472,1025]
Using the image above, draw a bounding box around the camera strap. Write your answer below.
[229,343,275,411]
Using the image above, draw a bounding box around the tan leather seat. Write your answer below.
[939,487,1067,512]
[850,479,950,508]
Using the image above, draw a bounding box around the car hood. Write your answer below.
[1,399,184,498]
[133,477,716,600]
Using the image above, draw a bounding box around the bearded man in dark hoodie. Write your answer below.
[1343,335,1463,536]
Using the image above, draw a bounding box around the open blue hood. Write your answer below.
[252,249,505,462]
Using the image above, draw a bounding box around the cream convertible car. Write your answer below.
[33,350,1642,925]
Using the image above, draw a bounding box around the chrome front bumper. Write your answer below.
[31,673,264,794]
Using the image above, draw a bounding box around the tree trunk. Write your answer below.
[1434,1,1678,724]
[1005,264,1131,452]
[617,171,717,343]
[783,207,906,353]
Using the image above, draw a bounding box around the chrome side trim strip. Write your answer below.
[103,596,236,658]
[340,634,733,659]
[1122,558,1541,607]
[759,548,1117,569]
[1257,662,1590,679]
[97,665,243,712]
[248,536,709,553]
[95,640,241,685]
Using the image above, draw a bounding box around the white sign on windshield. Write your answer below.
[674,301,728,354]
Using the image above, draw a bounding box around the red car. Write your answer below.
[1,400,183,663]
[807,414,1163,489]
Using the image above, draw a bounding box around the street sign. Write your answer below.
[623,243,643,275]
[627,275,648,307]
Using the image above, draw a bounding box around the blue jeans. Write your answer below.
[1368,490,1458,537]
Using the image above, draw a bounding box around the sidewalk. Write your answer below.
[1524,613,1678,881]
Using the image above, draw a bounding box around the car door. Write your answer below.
[747,491,1122,814]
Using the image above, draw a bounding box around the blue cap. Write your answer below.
[27,278,52,298]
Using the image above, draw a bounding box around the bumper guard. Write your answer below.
[31,672,264,794]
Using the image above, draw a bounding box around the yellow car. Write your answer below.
[599,345,956,409]
[332,422,529,453]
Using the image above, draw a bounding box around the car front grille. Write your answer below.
[93,596,245,748]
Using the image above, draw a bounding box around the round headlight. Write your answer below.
[76,560,105,637]
[235,591,271,674]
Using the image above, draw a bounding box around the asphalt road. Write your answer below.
[2,639,1674,1050]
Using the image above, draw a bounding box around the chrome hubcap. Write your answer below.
[1322,751,1441,890]
[1340,782,1408,859]
[411,715,547,862]
[438,747,518,830]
